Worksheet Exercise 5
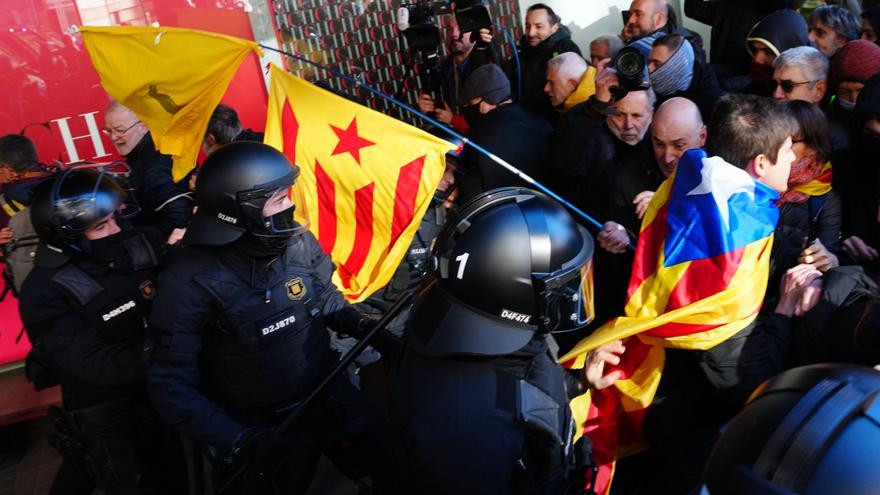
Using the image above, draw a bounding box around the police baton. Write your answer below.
[217,289,416,493]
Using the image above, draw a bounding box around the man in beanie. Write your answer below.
[648,34,725,121]
[741,9,812,95]
[455,64,553,203]
[828,39,880,143]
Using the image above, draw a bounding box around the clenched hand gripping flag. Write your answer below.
[560,149,780,494]
[79,26,262,182]
[263,64,455,302]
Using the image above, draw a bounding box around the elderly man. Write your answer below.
[511,3,581,122]
[589,34,623,67]
[549,62,658,334]
[599,97,706,253]
[103,101,192,238]
[544,52,597,112]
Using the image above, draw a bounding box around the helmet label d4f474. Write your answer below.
[500,309,531,324]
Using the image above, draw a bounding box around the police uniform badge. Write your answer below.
[139,280,155,300]
[286,277,306,301]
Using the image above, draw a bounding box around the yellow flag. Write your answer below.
[79,26,262,182]
[264,64,454,302]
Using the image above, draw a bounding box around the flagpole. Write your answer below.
[259,44,615,236]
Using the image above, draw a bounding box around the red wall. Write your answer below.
[0,0,269,365]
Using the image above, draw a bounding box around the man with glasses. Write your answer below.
[770,46,852,152]
[103,101,192,240]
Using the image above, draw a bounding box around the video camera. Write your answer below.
[609,47,651,100]
[397,1,493,52]
[396,1,494,104]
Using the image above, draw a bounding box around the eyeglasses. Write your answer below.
[101,120,141,137]
[767,79,819,93]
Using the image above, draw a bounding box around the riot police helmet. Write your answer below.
[702,364,880,495]
[30,165,127,263]
[407,187,595,357]
[184,141,309,246]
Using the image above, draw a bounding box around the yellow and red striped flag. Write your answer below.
[561,149,780,494]
[263,64,455,302]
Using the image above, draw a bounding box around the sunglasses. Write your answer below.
[767,79,818,93]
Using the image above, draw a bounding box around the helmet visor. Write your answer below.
[538,258,595,334]
[239,181,310,237]
[52,165,129,235]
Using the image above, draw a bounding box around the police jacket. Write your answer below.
[147,232,363,448]
[124,133,193,238]
[18,231,161,411]
[390,335,571,494]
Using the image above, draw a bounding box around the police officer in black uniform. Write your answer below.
[146,142,387,493]
[19,167,180,494]
[389,187,596,494]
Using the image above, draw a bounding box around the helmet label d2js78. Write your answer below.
[500,309,531,324]
[217,212,237,224]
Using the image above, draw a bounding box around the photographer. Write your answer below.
[416,15,498,133]
[550,52,657,324]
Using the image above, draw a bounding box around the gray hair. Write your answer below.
[810,5,861,40]
[547,52,588,83]
[590,34,624,58]
[773,46,830,83]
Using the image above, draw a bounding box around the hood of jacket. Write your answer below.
[746,9,810,57]
[562,66,597,112]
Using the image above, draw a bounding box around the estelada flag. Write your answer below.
[263,64,455,302]
[560,149,780,494]
[79,26,262,182]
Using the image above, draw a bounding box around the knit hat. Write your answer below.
[746,9,810,57]
[650,38,696,96]
[458,64,511,105]
[855,72,880,117]
[829,40,880,87]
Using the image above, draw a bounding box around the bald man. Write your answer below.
[103,101,192,238]
[599,97,707,254]
[626,0,668,40]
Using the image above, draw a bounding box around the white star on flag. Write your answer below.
[686,156,756,231]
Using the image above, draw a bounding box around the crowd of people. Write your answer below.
[1,0,880,494]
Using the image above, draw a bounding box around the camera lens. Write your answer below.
[617,51,643,78]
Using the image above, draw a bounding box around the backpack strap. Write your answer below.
[0,194,24,217]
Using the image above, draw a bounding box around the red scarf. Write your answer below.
[780,156,832,204]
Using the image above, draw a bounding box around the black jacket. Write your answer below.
[147,232,363,448]
[456,103,553,203]
[765,192,842,307]
[19,231,162,410]
[510,26,582,123]
[685,0,806,79]
[124,133,193,237]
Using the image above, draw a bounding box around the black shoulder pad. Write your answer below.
[51,264,104,307]
[122,233,159,271]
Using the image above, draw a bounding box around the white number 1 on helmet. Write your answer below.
[455,252,470,279]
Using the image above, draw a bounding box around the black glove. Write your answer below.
[358,318,403,367]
